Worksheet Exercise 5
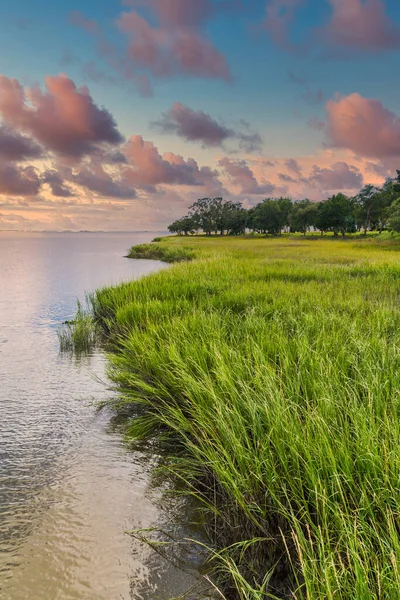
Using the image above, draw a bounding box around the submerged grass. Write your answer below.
[69,235,400,598]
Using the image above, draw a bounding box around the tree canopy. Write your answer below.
[168,176,400,237]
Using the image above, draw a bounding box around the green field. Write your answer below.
[65,235,400,599]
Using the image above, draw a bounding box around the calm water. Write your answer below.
[0,232,196,600]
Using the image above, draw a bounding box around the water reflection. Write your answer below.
[0,232,198,599]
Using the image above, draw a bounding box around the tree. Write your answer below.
[354,184,382,235]
[188,198,214,235]
[374,178,400,233]
[393,170,400,196]
[188,197,243,235]
[290,199,317,235]
[212,198,243,235]
[168,216,196,235]
[252,199,284,235]
[226,208,247,235]
[315,194,354,237]
[387,199,400,233]
[276,197,293,232]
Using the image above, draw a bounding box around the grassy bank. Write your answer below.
[126,242,195,262]
[66,235,400,598]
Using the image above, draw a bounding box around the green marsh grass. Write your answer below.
[126,242,195,263]
[58,298,98,353]
[70,236,400,598]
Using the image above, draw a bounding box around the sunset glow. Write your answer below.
[1,0,399,231]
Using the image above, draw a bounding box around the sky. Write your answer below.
[1,0,400,231]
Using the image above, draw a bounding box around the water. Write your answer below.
[0,232,197,600]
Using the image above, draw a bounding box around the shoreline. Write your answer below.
[64,234,400,598]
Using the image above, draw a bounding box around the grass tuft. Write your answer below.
[127,242,196,263]
[58,299,98,353]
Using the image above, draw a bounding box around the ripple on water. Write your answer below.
[0,232,197,600]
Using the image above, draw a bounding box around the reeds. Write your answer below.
[57,298,98,353]
[126,242,195,263]
[65,235,400,598]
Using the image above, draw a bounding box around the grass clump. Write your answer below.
[57,299,98,353]
[68,235,400,598]
[127,242,195,263]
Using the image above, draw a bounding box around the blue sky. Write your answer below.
[0,0,399,230]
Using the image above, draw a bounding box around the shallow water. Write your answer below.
[0,232,197,600]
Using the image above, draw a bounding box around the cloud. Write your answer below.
[218,157,275,195]
[250,150,370,201]
[308,116,325,131]
[322,0,400,52]
[117,11,232,82]
[153,102,263,152]
[0,125,43,161]
[266,0,400,56]
[124,0,217,29]
[264,0,305,50]
[0,74,124,159]
[123,135,220,186]
[279,161,363,194]
[81,61,120,87]
[302,88,324,105]
[97,38,153,96]
[365,161,393,178]
[69,3,234,94]
[288,70,308,85]
[285,158,303,176]
[308,161,363,190]
[325,93,400,158]
[71,163,138,199]
[42,170,75,197]
[278,172,297,183]
[0,164,41,196]
[69,10,100,34]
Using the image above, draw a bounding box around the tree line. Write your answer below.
[168,172,400,237]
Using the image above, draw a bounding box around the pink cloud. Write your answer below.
[71,163,138,199]
[365,161,393,178]
[153,102,262,152]
[278,172,297,183]
[218,157,275,195]
[285,158,303,176]
[96,38,153,97]
[117,12,171,77]
[123,135,220,187]
[251,151,371,201]
[323,0,400,51]
[0,74,123,158]
[124,0,216,29]
[172,32,232,80]
[42,170,75,198]
[326,93,400,158]
[117,11,231,81]
[0,125,43,161]
[69,3,232,93]
[155,102,231,144]
[308,161,363,190]
[0,164,41,196]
